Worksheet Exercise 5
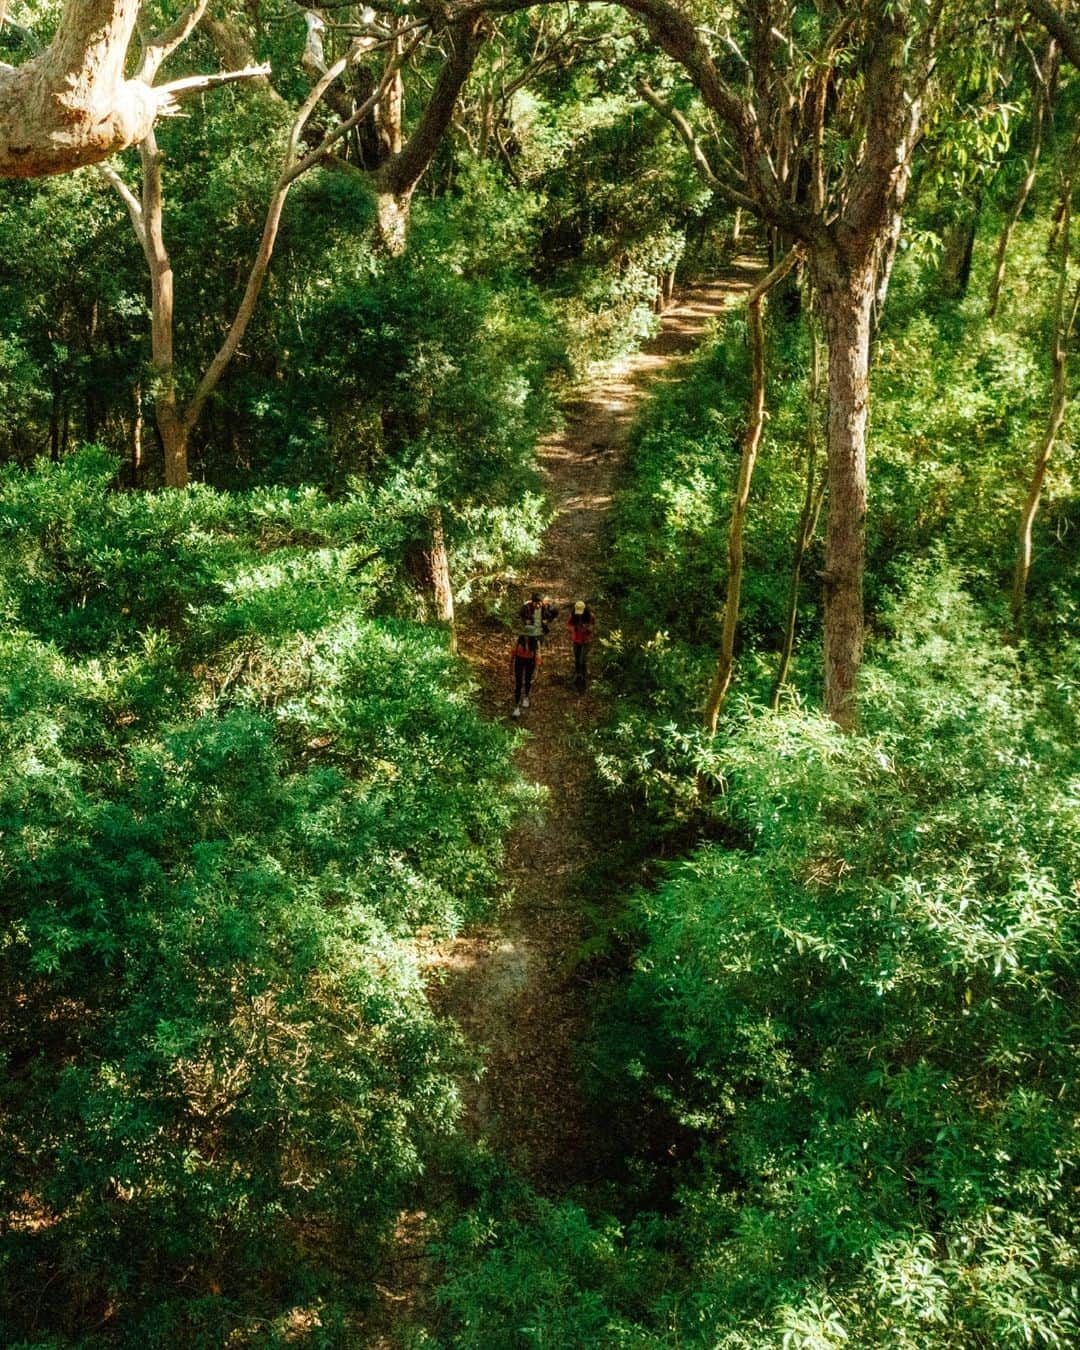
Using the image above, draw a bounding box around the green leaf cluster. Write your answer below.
[0,450,532,1342]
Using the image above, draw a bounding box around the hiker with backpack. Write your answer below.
[510,632,541,717]
[519,590,558,637]
[567,601,595,687]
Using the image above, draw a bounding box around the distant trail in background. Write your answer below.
[432,259,762,1182]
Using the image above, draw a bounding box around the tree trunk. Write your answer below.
[872,208,903,337]
[939,208,979,299]
[815,251,876,730]
[1012,164,1078,629]
[139,131,189,488]
[704,248,801,733]
[426,509,456,650]
[376,190,412,256]
[0,0,153,177]
[771,307,825,708]
[0,0,266,179]
[131,381,143,486]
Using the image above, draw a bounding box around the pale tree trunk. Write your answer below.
[374,40,408,253]
[815,251,877,730]
[1012,161,1079,628]
[102,33,413,486]
[0,0,266,178]
[137,132,190,487]
[131,381,144,486]
[704,247,801,732]
[989,40,1058,320]
[770,304,825,708]
[872,209,903,336]
[376,190,412,256]
[426,509,456,650]
[0,0,151,177]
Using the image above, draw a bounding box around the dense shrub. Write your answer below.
[0,451,532,1343]
[435,572,1080,1347]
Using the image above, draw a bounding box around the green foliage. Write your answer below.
[618,573,1080,1346]
[433,1166,670,1349]
[0,451,532,1343]
[873,221,1079,623]
[436,573,1080,1347]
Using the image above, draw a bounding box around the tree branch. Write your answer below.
[636,77,756,211]
[1029,0,1080,68]
[99,162,146,249]
[138,0,210,84]
[378,16,486,198]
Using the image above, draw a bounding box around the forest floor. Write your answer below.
[368,260,760,1340]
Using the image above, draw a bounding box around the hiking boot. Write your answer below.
[512,705,521,718]
[522,697,530,708]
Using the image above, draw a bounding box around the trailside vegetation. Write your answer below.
[1,1,1079,1345]
[430,84,1080,1350]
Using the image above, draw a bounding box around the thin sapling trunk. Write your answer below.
[704,246,801,733]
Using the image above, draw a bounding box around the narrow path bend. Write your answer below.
[428,262,761,1187]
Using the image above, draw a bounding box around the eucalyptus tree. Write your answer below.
[89,3,486,488]
[615,0,955,726]
[0,0,265,176]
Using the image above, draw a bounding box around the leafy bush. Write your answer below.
[435,570,1080,1348]
[0,451,532,1343]
[624,572,1079,1346]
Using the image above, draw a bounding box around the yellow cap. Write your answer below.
[574,601,586,614]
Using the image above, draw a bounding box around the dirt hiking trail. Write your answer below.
[428,260,761,1187]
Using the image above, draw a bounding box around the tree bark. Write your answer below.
[704,247,801,733]
[376,190,412,256]
[940,207,980,299]
[815,250,877,730]
[771,306,825,708]
[0,0,152,177]
[103,32,412,486]
[426,509,456,649]
[137,131,189,488]
[372,18,485,254]
[131,381,144,486]
[1012,160,1079,628]
[0,0,266,178]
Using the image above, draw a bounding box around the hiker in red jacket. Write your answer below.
[567,601,595,687]
[510,633,540,717]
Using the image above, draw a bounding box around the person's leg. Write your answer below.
[523,661,534,703]
[574,642,586,677]
[514,659,524,704]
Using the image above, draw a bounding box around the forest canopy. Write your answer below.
[1,0,1078,1345]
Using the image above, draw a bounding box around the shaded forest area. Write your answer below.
[1,2,1078,1346]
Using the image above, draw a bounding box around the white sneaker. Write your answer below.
[522,697,530,708]
[512,706,521,718]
